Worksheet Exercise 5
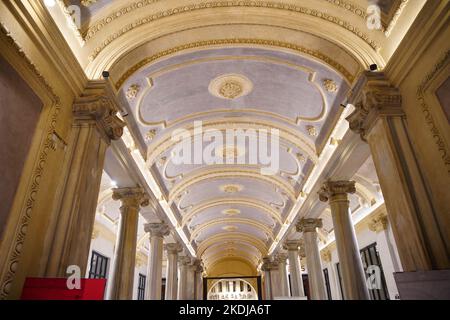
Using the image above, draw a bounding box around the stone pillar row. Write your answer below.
[107,219,203,300]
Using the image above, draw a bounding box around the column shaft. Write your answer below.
[284,242,305,297]
[347,72,450,271]
[145,223,169,300]
[303,231,327,300]
[164,243,181,300]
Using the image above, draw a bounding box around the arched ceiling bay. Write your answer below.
[49,0,417,274]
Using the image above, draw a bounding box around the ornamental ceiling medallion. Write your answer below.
[221,208,241,216]
[220,184,243,194]
[209,74,253,100]
[222,225,239,232]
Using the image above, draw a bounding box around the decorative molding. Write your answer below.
[56,0,85,46]
[0,23,62,299]
[81,0,98,6]
[416,50,450,174]
[115,39,354,90]
[86,1,380,59]
[384,0,409,37]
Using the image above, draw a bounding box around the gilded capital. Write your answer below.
[73,80,125,142]
[112,187,149,209]
[318,180,356,202]
[144,222,170,238]
[368,212,389,233]
[346,72,402,140]
[296,218,322,233]
[164,242,182,254]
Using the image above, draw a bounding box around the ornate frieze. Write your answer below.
[318,180,356,202]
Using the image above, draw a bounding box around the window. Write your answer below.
[138,274,146,300]
[360,243,390,300]
[335,263,345,299]
[88,251,109,279]
[323,268,332,300]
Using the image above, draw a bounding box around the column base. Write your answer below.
[394,270,450,300]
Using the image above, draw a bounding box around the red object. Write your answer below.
[21,277,107,300]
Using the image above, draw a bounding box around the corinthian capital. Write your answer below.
[346,71,402,140]
[164,243,182,254]
[296,218,322,233]
[283,240,302,251]
[112,187,149,208]
[73,80,125,142]
[144,222,170,238]
[318,180,356,202]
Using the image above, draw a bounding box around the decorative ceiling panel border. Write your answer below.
[87,1,381,60]
[115,38,355,89]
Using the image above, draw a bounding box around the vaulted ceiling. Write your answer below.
[48,0,420,274]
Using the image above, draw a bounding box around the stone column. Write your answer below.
[195,263,204,300]
[177,256,190,300]
[107,188,148,300]
[164,243,182,300]
[368,212,400,299]
[275,253,290,297]
[261,258,272,300]
[346,71,449,271]
[268,260,281,299]
[186,259,197,300]
[283,240,305,297]
[45,80,125,277]
[145,222,170,300]
[297,218,327,300]
[319,181,369,300]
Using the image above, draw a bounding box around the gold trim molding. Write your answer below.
[0,23,62,299]
[416,50,450,174]
[86,1,379,60]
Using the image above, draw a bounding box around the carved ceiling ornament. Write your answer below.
[306,125,318,137]
[323,79,338,93]
[209,74,253,100]
[220,184,243,194]
[126,84,140,100]
[81,0,97,6]
[222,208,241,216]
